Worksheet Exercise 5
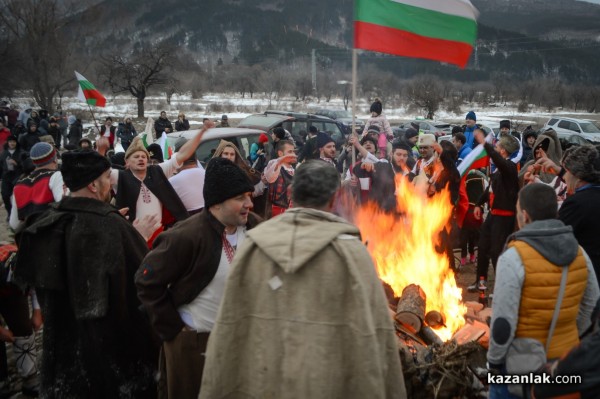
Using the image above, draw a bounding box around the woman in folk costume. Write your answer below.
[363,98,394,159]
[212,140,268,217]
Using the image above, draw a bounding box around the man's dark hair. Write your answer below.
[309,125,318,134]
[273,127,286,140]
[518,183,558,221]
[276,139,294,154]
[454,133,466,145]
[292,161,340,208]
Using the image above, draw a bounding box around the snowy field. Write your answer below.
[10,92,600,131]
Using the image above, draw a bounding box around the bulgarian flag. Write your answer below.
[354,0,479,68]
[455,143,489,227]
[75,71,107,107]
[458,143,489,178]
[158,132,174,160]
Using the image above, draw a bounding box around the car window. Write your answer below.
[434,124,451,129]
[580,122,600,134]
[568,135,588,145]
[547,118,558,126]
[557,120,578,132]
[419,122,430,130]
[239,115,287,130]
[196,135,253,165]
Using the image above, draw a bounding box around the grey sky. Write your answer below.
[579,0,600,4]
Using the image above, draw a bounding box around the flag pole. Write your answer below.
[86,103,101,137]
[351,49,358,169]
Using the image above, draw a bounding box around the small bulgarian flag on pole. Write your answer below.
[75,71,107,107]
[354,0,479,68]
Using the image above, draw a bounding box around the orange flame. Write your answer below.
[356,173,466,341]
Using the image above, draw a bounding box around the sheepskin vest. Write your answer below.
[510,240,588,359]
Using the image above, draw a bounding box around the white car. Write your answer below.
[543,117,600,143]
[167,127,268,165]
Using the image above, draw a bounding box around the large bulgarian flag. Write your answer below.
[354,0,479,68]
[75,71,107,107]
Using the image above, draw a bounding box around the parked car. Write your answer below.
[397,120,453,138]
[543,117,600,143]
[314,109,365,134]
[239,110,347,150]
[167,127,267,166]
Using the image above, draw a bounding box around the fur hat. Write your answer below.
[370,98,383,115]
[316,132,334,149]
[404,128,418,140]
[498,135,520,155]
[203,157,254,208]
[146,143,164,163]
[563,145,600,184]
[417,134,436,147]
[61,150,111,191]
[499,120,511,130]
[392,141,413,153]
[125,136,150,160]
[466,111,476,121]
[29,142,56,167]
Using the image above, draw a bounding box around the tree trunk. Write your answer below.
[137,98,145,118]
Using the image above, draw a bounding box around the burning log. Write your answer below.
[395,284,426,332]
[424,310,446,330]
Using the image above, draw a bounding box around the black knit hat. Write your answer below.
[404,128,419,139]
[316,132,334,149]
[203,157,254,208]
[61,150,111,191]
[361,135,378,148]
[500,120,511,130]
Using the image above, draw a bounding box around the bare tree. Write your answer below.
[0,0,77,112]
[568,85,585,112]
[102,44,173,118]
[405,75,444,119]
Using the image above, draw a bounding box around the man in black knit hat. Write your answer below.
[136,157,263,399]
[16,150,158,397]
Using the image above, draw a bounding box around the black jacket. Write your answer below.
[136,209,262,341]
[174,119,190,131]
[476,142,519,213]
[15,197,158,398]
[559,186,600,283]
[154,117,173,134]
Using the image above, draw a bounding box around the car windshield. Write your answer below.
[333,110,352,119]
[580,122,600,134]
[238,115,288,129]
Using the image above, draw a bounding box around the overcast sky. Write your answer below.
[579,0,600,4]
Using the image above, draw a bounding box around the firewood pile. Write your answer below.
[384,283,492,399]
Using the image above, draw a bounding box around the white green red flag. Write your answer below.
[75,71,107,107]
[354,0,479,68]
[158,132,173,160]
[458,143,489,178]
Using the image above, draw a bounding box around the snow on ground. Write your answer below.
[9,92,600,129]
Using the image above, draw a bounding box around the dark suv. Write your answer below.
[238,110,348,149]
[314,109,365,134]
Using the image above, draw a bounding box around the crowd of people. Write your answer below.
[0,99,599,398]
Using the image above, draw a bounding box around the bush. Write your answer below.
[517,101,529,113]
